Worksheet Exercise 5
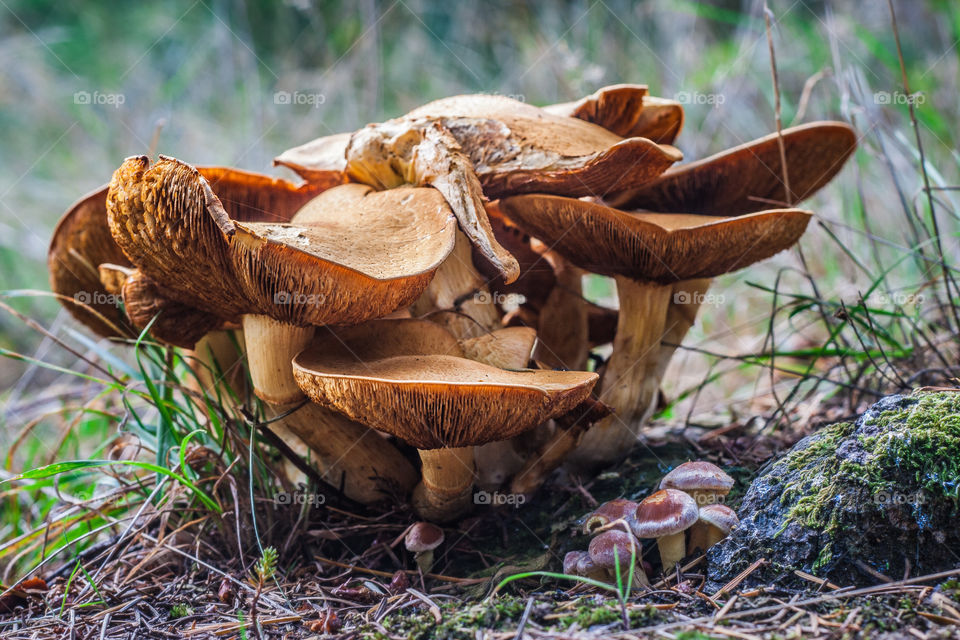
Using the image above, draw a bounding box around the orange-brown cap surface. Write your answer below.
[498,194,812,283]
[291,318,598,449]
[698,504,739,534]
[660,461,734,495]
[608,121,857,214]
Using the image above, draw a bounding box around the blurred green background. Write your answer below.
[2,0,958,427]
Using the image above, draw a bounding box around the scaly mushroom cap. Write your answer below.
[543,85,685,145]
[588,529,640,573]
[458,327,537,370]
[51,164,328,340]
[498,195,812,283]
[583,498,640,535]
[49,186,134,338]
[107,156,456,327]
[403,94,682,197]
[660,461,734,496]
[275,94,682,199]
[404,522,445,553]
[630,489,699,539]
[607,121,857,214]
[697,504,739,536]
[291,318,598,449]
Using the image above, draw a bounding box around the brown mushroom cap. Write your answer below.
[49,186,134,338]
[107,155,456,327]
[544,85,683,144]
[458,327,537,370]
[51,164,329,340]
[630,489,699,539]
[404,94,682,197]
[697,504,739,535]
[583,498,639,535]
[607,121,857,214]
[588,529,640,572]
[120,269,222,349]
[291,318,598,449]
[404,522,445,553]
[563,550,588,576]
[498,194,812,283]
[660,461,734,496]
[276,94,681,200]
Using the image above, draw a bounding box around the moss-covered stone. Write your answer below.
[707,392,960,588]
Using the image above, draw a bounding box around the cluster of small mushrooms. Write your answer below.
[49,84,857,523]
[565,461,738,586]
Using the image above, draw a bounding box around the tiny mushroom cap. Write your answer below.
[631,489,699,570]
[698,504,739,536]
[583,498,639,535]
[588,529,640,574]
[660,461,735,504]
[563,550,588,576]
[404,522,445,554]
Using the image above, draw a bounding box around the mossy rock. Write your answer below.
[707,392,960,588]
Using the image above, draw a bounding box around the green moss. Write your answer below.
[775,392,960,572]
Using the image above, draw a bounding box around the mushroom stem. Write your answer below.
[413,447,476,522]
[188,329,247,400]
[570,277,671,467]
[537,254,589,370]
[243,314,315,405]
[242,314,417,504]
[410,230,501,340]
[510,420,588,497]
[656,532,687,571]
[686,522,710,556]
[414,550,435,574]
[276,403,418,503]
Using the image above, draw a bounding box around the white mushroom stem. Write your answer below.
[188,329,246,400]
[242,313,417,504]
[412,446,476,522]
[537,254,588,371]
[571,277,672,466]
[410,230,501,340]
[657,532,687,570]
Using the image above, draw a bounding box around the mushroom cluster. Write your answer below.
[564,460,739,585]
[48,84,856,522]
